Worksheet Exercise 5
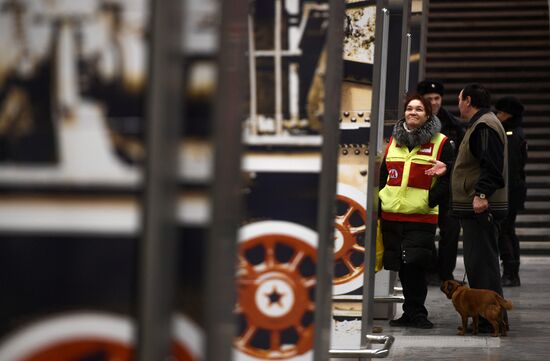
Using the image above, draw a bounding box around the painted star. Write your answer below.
[265,286,285,307]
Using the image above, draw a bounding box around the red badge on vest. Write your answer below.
[386,161,404,186]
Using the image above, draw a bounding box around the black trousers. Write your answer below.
[399,262,428,318]
[498,210,520,265]
[382,220,435,318]
[461,218,503,293]
[461,217,506,326]
[437,202,461,281]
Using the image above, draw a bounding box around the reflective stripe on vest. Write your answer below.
[379,133,448,224]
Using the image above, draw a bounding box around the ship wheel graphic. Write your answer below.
[0,312,203,361]
[235,221,316,361]
[333,183,367,295]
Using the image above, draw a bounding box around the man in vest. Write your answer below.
[452,83,508,333]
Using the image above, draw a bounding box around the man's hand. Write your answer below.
[473,195,489,213]
[424,160,447,176]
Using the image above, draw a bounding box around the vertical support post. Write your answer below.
[274,0,284,135]
[360,5,389,357]
[289,63,300,122]
[385,0,410,121]
[313,0,344,360]
[204,1,248,360]
[403,33,411,95]
[56,20,78,114]
[397,0,412,119]
[418,0,429,81]
[248,6,258,135]
[137,0,183,360]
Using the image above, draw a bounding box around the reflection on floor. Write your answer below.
[331,255,550,361]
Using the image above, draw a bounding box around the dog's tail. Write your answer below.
[497,295,513,310]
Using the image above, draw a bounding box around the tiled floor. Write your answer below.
[331,255,550,360]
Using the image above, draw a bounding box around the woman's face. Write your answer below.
[405,99,429,129]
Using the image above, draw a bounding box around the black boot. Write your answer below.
[502,261,520,287]
[511,261,521,286]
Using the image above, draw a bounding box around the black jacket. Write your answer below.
[468,119,506,198]
[451,109,508,220]
[437,107,465,156]
[501,113,528,212]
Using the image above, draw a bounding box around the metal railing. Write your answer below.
[329,334,395,359]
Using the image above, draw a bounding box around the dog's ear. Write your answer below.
[446,283,455,299]
[440,280,450,298]
[441,281,455,299]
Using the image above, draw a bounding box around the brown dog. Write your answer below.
[440,280,513,337]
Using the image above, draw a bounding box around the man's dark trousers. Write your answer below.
[461,217,507,328]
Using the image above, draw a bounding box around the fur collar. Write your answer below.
[392,115,441,148]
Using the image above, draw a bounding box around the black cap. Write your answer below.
[495,96,524,117]
[417,80,444,96]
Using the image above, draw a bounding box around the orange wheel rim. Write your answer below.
[334,193,366,286]
[18,339,198,361]
[236,232,316,359]
[0,313,202,361]
[18,340,131,361]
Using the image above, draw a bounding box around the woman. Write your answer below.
[379,93,454,329]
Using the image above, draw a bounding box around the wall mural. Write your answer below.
[0,0,391,360]
[0,1,207,360]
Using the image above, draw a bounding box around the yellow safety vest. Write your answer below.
[379,133,448,224]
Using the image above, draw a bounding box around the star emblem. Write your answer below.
[265,286,285,307]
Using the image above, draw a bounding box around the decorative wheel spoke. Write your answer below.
[352,244,365,252]
[237,275,256,287]
[350,224,366,235]
[341,205,356,225]
[264,242,276,267]
[289,250,305,271]
[238,254,252,271]
[342,256,356,273]
[270,330,281,351]
[303,277,316,289]
[239,325,257,347]
[295,324,306,335]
